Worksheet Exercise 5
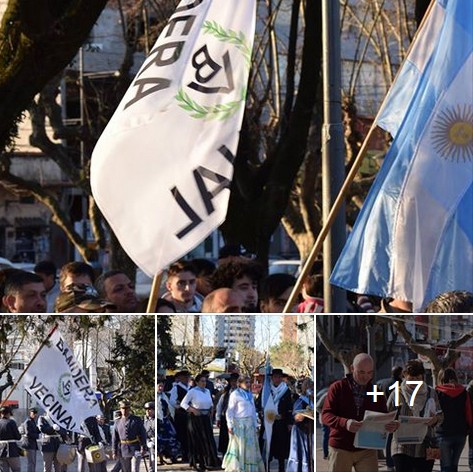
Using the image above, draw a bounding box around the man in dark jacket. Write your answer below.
[322,353,399,472]
[21,407,40,472]
[112,400,147,472]
[257,369,294,472]
[0,406,21,472]
[216,373,239,455]
[38,412,68,472]
[169,371,191,461]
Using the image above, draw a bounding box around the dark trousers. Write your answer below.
[393,454,435,472]
[469,434,473,472]
[386,433,394,467]
[322,424,329,459]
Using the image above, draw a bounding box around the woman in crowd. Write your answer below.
[435,368,472,472]
[287,378,314,472]
[222,376,264,472]
[387,359,443,472]
[157,379,181,465]
[181,373,220,471]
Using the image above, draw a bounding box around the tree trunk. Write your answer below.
[221,0,322,268]
[0,0,108,152]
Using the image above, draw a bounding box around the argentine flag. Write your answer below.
[331,0,473,311]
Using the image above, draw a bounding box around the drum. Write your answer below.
[85,444,106,463]
[56,444,77,465]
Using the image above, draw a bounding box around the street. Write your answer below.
[157,426,282,471]
[29,452,151,472]
[316,424,470,472]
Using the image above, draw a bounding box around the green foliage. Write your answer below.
[269,340,307,377]
[109,315,155,407]
[64,315,110,340]
[157,315,177,370]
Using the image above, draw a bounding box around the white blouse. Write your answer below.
[169,382,189,408]
[181,387,213,411]
[226,388,257,429]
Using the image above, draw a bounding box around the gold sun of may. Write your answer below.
[431,104,473,162]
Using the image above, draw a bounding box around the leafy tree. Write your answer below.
[157,315,177,371]
[108,315,155,409]
[270,340,307,378]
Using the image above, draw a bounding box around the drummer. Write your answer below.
[79,416,108,472]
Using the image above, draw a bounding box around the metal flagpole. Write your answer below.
[321,0,346,313]
[146,272,164,313]
[0,324,58,407]
[282,0,437,314]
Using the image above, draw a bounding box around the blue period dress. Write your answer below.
[157,393,182,460]
[286,396,314,472]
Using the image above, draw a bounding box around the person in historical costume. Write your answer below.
[78,416,107,472]
[169,370,191,461]
[21,407,41,472]
[38,412,69,472]
[216,373,239,456]
[112,400,147,472]
[286,379,314,472]
[157,379,182,464]
[222,376,264,472]
[0,406,21,472]
[181,373,221,471]
[257,369,294,472]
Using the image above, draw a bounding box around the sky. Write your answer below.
[200,314,283,351]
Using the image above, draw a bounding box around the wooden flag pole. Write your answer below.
[282,0,437,314]
[282,125,377,313]
[146,272,164,313]
[1,324,58,407]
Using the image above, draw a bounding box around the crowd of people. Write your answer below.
[157,369,314,472]
[2,247,470,313]
[318,353,473,472]
[0,400,155,472]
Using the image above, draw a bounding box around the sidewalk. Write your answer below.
[316,424,471,472]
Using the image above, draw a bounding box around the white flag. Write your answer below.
[91,0,257,276]
[22,328,102,433]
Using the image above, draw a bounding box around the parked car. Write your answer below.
[0,257,35,272]
[0,257,14,270]
[268,259,301,277]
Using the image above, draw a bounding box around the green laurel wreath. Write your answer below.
[175,21,252,120]
[176,86,247,120]
[202,21,252,69]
